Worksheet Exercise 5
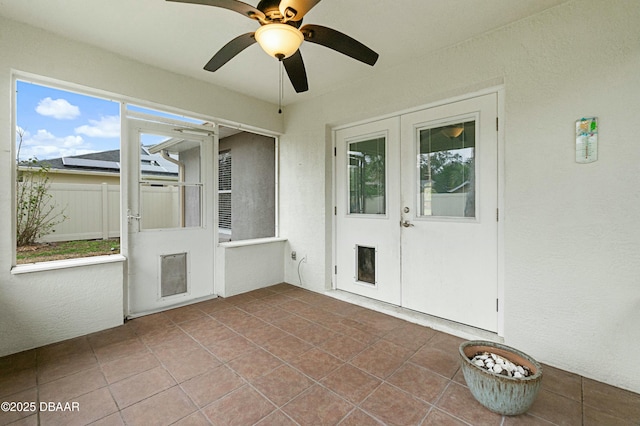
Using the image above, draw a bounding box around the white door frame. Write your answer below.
[332,87,505,336]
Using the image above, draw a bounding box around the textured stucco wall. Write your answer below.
[0,262,124,357]
[280,0,640,393]
[219,132,276,241]
[217,240,285,298]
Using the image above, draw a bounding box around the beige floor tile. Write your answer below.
[339,408,384,425]
[527,388,583,426]
[0,367,36,398]
[158,347,221,383]
[120,386,197,425]
[422,408,470,426]
[582,377,640,422]
[319,333,368,362]
[181,365,245,408]
[100,351,160,384]
[386,362,449,404]
[289,347,343,380]
[251,364,314,406]
[0,387,38,425]
[171,411,212,426]
[109,366,176,409]
[39,387,117,426]
[203,385,275,426]
[435,382,503,425]
[360,383,429,425]
[350,346,406,379]
[227,348,282,380]
[320,364,381,405]
[93,338,148,364]
[282,385,354,426]
[254,410,298,426]
[409,345,461,379]
[39,367,106,402]
[540,363,583,402]
[37,351,98,384]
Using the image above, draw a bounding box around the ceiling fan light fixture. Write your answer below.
[255,23,304,59]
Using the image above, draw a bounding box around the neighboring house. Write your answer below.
[20,147,178,185]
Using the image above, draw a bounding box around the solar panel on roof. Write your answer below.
[62,157,120,170]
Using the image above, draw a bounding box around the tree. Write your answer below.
[15,128,67,246]
[421,150,473,193]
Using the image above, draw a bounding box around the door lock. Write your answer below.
[401,220,414,228]
[403,207,410,213]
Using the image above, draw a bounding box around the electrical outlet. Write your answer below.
[291,251,296,260]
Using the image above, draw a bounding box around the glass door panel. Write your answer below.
[349,137,386,215]
[418,120,475,218]
[138,135,203,230]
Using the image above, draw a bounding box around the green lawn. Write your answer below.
[16,239,120,264]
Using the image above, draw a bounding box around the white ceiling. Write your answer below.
[0,0,568,106]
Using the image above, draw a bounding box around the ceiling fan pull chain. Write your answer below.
[278,58,283,114]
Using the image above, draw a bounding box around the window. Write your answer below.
[218,151,232,240]
[15,80,121,265]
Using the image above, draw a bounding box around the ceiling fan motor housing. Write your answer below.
[256,0,302,28]
[258,0,284,21]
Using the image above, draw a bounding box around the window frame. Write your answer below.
[11,72,281,273]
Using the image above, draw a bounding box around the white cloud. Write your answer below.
[35,97,81,120]
[75,115,120,138]
[17,128,89,161]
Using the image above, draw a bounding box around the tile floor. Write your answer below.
[1,283,639,426]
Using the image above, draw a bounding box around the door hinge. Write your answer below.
[334,206,337,215]
[334,147,337,156]
[496,208,499,222]
[496,117,499,131]
[334,265,337,274]
[497,298,499,312]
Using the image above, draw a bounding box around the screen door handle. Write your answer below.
[127,210,141,223]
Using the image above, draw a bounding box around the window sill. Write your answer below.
[11,254,126,275]
[219,237,287,249]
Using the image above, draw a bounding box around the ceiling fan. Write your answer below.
[167,0,379,94]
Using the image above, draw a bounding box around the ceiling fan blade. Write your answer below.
[283,50,309,93]
[166,0,265,21]
[204,32,256,72]
[300,24,379,66]
[279,0,321,21]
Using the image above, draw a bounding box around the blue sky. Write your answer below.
[16,80,120,161]
[16,80,203,161]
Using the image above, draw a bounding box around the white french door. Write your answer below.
[125,118,216,317]
[335,117,402,305]
[335,93,499,332]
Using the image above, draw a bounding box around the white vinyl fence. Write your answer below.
[37,183,179,243]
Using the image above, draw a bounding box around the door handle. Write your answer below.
[401,220,414,228]
[127,210,141,224]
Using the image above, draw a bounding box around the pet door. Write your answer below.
[356,245,376,285]
[160,253,188,297]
